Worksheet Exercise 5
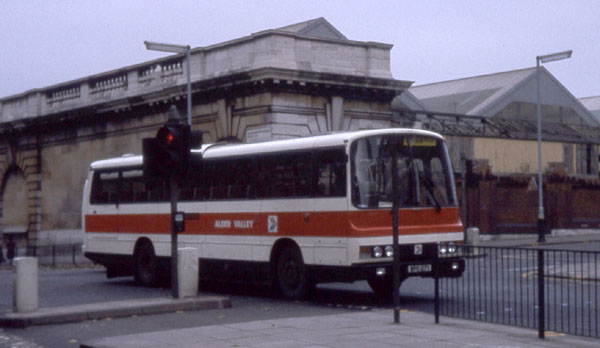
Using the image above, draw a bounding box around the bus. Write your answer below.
[82,128,465,299]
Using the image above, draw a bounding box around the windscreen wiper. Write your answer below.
[419,173,442,213]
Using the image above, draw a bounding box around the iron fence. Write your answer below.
[0,244,88,267]
[435,245,599,339]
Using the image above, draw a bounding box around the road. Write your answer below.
[1,241,596,347]
[0,267,435,348]
[439,241,599,337]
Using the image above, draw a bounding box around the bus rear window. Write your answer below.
[90,168,166,205]
[90,170,120,204]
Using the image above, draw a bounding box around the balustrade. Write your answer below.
[46,85,80,105]
[160,59,183,80]
[137,59,183,85]
[138,64,159,85]
[90,74,128,95]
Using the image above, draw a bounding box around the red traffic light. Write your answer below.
[143,109,202,180]
[157,127,177,147]
[144,124,192,179]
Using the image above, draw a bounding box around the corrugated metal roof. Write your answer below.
[409,67,600,127]
[410,68,536,115]
[579,96,600,121]
[392,90,426,111]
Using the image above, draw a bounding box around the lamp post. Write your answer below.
[144,41,192,126]
[536,50,572,243]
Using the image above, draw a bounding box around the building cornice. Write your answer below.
[0,67,411,137]
[1,29,398,124]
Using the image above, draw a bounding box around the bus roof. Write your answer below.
[89,128,443,170]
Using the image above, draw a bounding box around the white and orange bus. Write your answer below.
[82,128,464,299]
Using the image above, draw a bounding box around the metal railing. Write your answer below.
[0,244,89,267]
[434,245,599,339]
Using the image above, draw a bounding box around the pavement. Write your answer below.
[1,231,599,348]
[3,307,599,348]
[78,309,600,348]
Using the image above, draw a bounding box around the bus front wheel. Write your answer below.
[134,241,157,287]
[275,245,312,299]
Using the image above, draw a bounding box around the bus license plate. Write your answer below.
[408,264,432,273]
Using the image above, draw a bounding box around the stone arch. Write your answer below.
[0,142,42,245]
[1,166,28,233]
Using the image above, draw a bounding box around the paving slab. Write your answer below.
[0,296,230,328]
[81,309,600,348]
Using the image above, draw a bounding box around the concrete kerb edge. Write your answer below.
[0,296,231,328]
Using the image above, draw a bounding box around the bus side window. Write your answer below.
[227,158,254,199]
[256,156,272,198]
[315,148,346,197]
[179,162,205,201]
[153,180,169,202]
[257,151,312,198]
[207,160,229,200]
[293,152,313,197]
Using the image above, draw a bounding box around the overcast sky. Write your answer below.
[2,0,599,100]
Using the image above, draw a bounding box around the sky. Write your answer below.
[1,0,600,100]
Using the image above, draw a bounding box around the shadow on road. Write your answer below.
[197,279,435,312]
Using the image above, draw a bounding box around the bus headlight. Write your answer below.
[439,244,448,255]
[373,246,383,258]
[359,245,395,259]
[439,242,458,257]
[448,242,456,254]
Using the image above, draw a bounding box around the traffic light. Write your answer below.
[143,108,202,180]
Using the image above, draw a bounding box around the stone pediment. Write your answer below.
[276,17,347,40]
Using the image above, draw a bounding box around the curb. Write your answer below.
[0,296,231,328]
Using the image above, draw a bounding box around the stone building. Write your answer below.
[0,18,411,245]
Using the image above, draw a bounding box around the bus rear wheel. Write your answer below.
[134,241,157,287]
[275,245,312,300]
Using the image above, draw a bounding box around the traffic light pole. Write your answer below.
[391,141,400,324]
[169,175,179,298]
[142,105,202,298]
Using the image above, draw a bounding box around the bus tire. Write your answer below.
[275,245,311,300]
[134,241,157,287]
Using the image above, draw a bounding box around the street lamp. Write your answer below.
[145,41,192,126]
[536,50,572,243]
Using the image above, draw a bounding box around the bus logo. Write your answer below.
[414,244,423,255]
[268,215,278,233]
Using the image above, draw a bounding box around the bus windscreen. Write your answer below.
[351,135,457,209]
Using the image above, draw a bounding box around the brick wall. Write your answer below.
[460,162,600,234]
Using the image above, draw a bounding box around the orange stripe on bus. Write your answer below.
[85,208,462,238]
